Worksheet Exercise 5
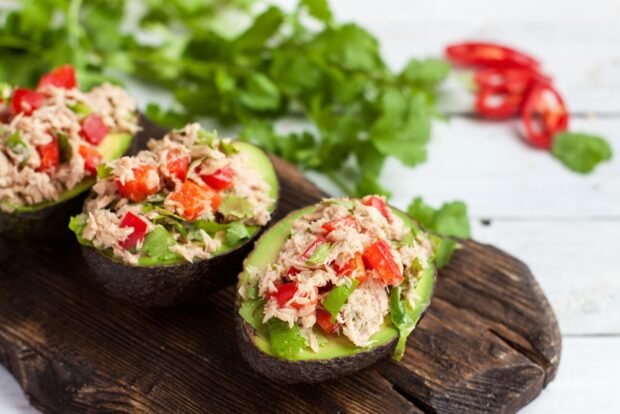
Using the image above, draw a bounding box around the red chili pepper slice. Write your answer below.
[36,137,59,173]
[301,236,327,259]
[476,84,524,119]
[80,114,109,145]
[37,65,77,90]
[446,42,540,70]
[119,212,148,250]
[521,83,569,149]
[201,166,235,191]
[363,239,403,286]
[79,145,103,175]
[475,67,550,96]
[11,88,45,116]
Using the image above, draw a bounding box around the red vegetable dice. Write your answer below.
[267,282,317,309]
[115,165,161,203]
[164,149,190,182]
[166,181,219,221]
[201,166,235,191]
[333,253,367,284]
[79,145,103,175]
[322,215,356,233]
[119,212,148,250]
[80,114,109,145]
[363,239,403,286]
[37,65,77,90]
[316,308,339,334]
[11,88,45,116]
[36,137,59,173]
[363,195,391,221]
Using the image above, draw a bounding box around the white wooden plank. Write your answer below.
[0,366,38,413]
[520,336,620,414]
[472,219,620,335]
[307,116,620,219]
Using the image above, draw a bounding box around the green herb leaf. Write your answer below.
[301,0,333,23]
[552,132,613,174]
[141,225,178,259]
[5,131,26,153]
[218,195,254,220]
[268,318,307,359]
[68,214,92,246]
[239,299,268,337]
[96,163,113,179]
[225,221,251,245]
[323,279,359,319]
[57,132,72,163]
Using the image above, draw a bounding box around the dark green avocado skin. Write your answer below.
[80,228,265,307]
[0,192,87,240]
[233,302,398,384]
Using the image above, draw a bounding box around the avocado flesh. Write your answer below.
[3,132,132,213]
[240,205,434,361]
[87,141,279,268]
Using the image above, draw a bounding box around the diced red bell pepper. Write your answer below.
[201,166,235,191]
[363,195,391,221]
[445,42,540,70]
[521,83,569,149]
[301,236,327,259]
[322,215,356,233]
[115,165,161,203]
[36,137,60,173]
[11,88,45,116]
[36,65,77,90]
[363,239,403,286]
[286,267,301,277]
[79,145,103,175]
[164,149,190,182]
[267,282,317,309]
[119,212,148,250]
[316,307,339,335]
[333,253,368,284]
[80,114,109,145]
[166,181,219,221]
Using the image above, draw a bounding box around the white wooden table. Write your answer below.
[1,0,618,412]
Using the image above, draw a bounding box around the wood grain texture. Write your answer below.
[0,120,561,413]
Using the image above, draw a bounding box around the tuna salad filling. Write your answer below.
[238,197,437,360]
[70,123,276,266]
[0,65,139,211]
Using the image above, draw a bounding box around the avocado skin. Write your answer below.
[233,302,398,384]
[80,226,265,307]
[0,192,87,240]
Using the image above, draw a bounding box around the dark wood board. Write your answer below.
[0,119,561,413]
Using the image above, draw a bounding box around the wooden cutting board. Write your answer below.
[0,119,561,413]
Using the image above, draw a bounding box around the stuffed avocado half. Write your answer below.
[235,197,437,383]
[71,123,279,307]
[0,65,138,238]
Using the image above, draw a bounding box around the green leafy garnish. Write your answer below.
[57,132,72,163]
[225,221,251,245]
[389,284,416,359]
[5,131,26,153]
[323,279,359,319]
[239,299,268,337]
[96,163,113,179]
[68,214,92,246]
[408,197,471,268]
[141,225,178,261]
[552,132,613,174]
[268,318,307,359]
[305,242,331,266]
[218,195,254,220]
